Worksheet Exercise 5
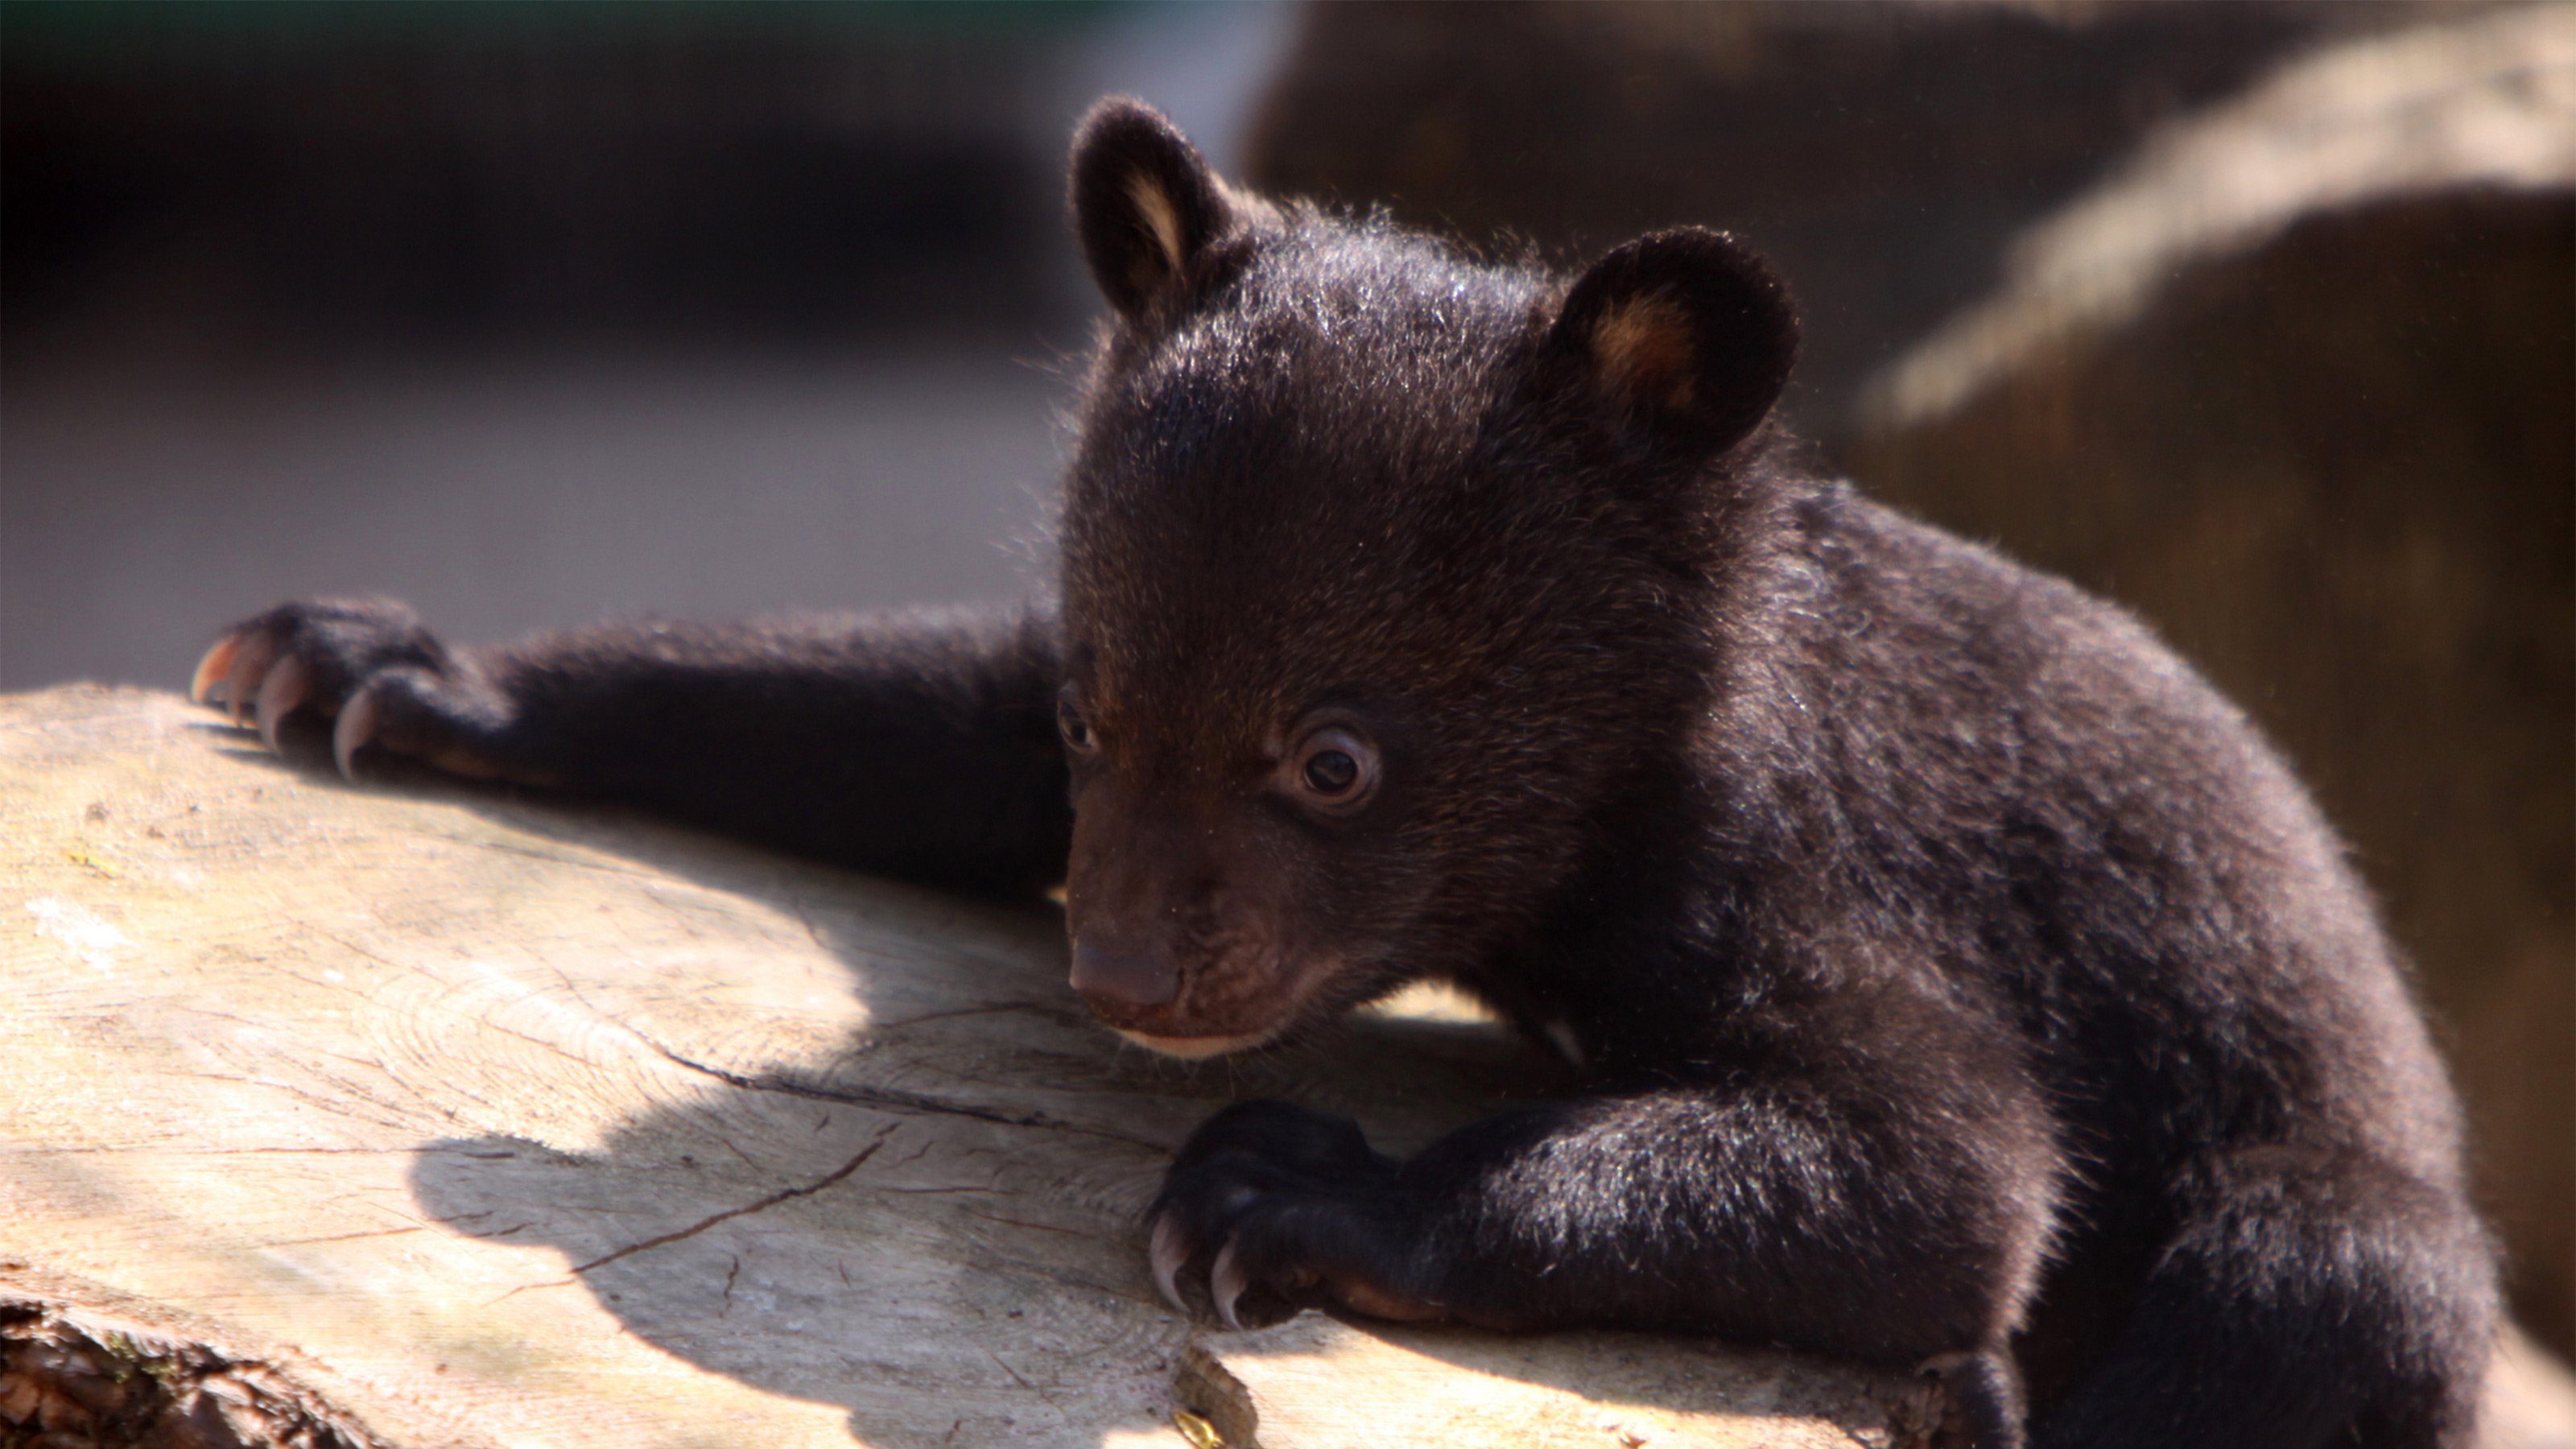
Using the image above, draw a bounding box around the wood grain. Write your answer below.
[2,684,1952,1449]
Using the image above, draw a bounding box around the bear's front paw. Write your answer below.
[1146,1100,1442,1331]
[192,598,503,782]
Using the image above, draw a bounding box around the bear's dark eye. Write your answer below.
[1303,749,1358,795]
[1284,723,1379,811]
[1056,696,1094,751]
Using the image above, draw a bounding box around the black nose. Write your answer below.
[1070,938,1179,1009]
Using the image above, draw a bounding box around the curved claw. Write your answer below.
[220,631,282,726]
[1208,1237,1249,1331]
[254,653,313,752]
[1150,1212,1191,1315]
[333,685,382,783]
[190,635,240,705]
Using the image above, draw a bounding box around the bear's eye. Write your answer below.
[1286,724,1378,811]
[1056,695,1095,751]
[1303,749,1358,794]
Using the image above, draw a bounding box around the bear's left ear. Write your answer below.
[1546,228,1800,456]
[1071,97,1242,325]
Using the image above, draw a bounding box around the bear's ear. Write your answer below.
[1071,97,1239,324]
[1547,229,1800,456]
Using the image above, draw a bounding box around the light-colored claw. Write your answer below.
[332,686,382,783]
[254,654,313,752]
[1209,1238,1249,1332]
[1149,1213,1191,1315]
[190,636,239,704]
[220,632,281,727]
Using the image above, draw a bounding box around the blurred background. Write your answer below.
[3,0,2567,1363]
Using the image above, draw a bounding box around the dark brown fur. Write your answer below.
[194,100,2496,1448]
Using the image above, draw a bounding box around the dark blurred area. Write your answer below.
[0,3,1138,353]
[4,0,2568,1368]
[6,3,1066,350]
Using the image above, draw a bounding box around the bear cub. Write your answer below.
[195,100,2496,1449]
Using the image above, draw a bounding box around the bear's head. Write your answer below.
[1053,99,1799,1055]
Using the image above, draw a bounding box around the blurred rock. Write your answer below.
[1853,3,2574,1356]
[1245,0,2450,449]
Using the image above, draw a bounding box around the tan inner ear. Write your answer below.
[1592,295,1698,411]
[1126,171,1188,283]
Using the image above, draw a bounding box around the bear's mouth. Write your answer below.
[1109,1026,1280,1059]
[1085,943,1374,1057]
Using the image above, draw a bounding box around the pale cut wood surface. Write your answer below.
[2,685,1937,1449]
[7,685,2572,1448]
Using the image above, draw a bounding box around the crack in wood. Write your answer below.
[960,1209,1110,1242]
[641,1039,1167,1151]
[567,1124,898,1276]
[542,969,1167,1151]
[463,837,665,882]
[263,1227,428,1249]
[869,1001,1089,1032]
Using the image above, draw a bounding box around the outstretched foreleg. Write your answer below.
[194,598,1071,894]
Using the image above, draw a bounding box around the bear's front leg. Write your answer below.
[1149,1080,2052,1448]
[192,597,1073,895]
[1146,1100,1435,1328]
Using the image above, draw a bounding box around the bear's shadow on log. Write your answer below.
[213,722,1857,1444]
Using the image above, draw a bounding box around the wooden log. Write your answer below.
[6,684,2572,1449]
[2,684,1930,1448]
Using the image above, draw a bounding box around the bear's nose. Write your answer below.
[1070,938,1179,1009]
